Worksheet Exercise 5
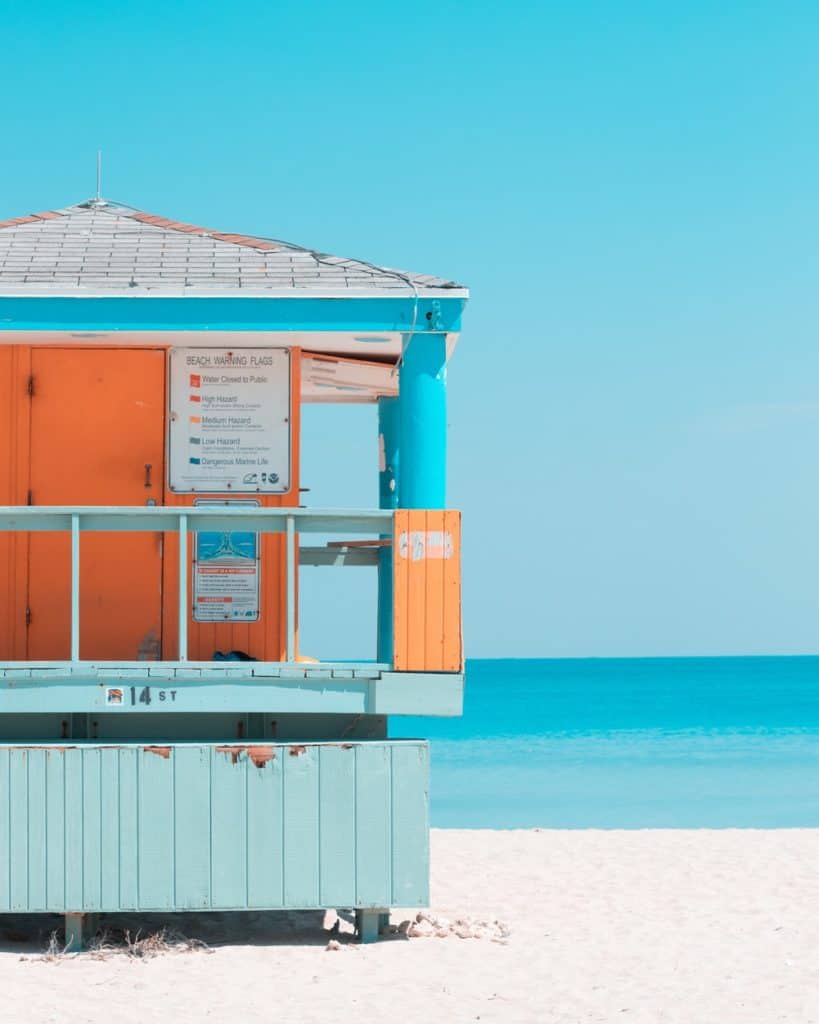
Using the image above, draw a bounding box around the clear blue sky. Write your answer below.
[2,1,819,657]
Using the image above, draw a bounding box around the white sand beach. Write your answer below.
[2,828,819,1023]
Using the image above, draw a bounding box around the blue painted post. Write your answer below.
[377,397,400,664]
[356,909,383,943]
[398,333,447,509]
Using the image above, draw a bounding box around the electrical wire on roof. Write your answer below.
[69,200,443,364]
[237,231,426,373]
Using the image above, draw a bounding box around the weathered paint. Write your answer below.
[393,509,462,672]
[0,741,429,913]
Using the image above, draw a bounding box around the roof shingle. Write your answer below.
[0,200,467,298]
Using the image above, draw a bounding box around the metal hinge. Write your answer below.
[25,607,31,627]
[26,375,35,397]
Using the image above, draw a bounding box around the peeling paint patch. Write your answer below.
[136,628,161,662]
[247,746,276,768]
[289,745,307,757]
[143,746,171,759]
[215,745,277,768]
[215,745,243,765]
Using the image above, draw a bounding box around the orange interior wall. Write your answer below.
[393,509,462,672]
[0,343,301,663]
[0,347,31,660]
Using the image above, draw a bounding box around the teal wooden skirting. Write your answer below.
[0,740,429,913]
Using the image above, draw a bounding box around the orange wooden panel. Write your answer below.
[0,346,31,660]
[392,511,410,671]
[393,509,462,672]
[27,348,166,660]
[162,348,301,661]
[424,511,445,670]
[405,510,427,669]
[442,510,463,671]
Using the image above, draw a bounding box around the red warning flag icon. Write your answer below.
[190,374,201,388]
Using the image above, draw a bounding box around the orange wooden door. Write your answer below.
[0,346,31,660]
[27,349,166,661]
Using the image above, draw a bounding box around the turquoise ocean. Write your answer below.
[392,658,819,828]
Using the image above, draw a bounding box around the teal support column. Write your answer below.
[377,397,399,664]
[398,333,447,510]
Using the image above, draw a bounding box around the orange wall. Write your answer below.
[393,509,462,672]
[0,344,301,663]
[0,347,30,660]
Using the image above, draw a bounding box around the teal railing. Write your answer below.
[0,506,392,666]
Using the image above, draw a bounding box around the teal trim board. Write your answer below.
[0,669,465,717]
[0,741,429,914]
[0,296,466,332]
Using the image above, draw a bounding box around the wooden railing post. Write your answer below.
[70,513,81,662]
[178,513,188,662]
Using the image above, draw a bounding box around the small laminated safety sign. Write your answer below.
[193,500,261,622]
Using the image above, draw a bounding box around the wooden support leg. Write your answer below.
[64,913,85,952]
[356,909,381,944]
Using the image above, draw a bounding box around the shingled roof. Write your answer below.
[0,200,467,298]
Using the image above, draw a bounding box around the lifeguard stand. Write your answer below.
[0,199,466,947]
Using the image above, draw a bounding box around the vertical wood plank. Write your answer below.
[0,750,8,910]
[210,747,248,908]
[392,510,409,669]
[174,745,211,909]
[443,510,463,671]
[355,744,391,907]
[100,748,120,910]
[118,748,139,910]
[405,510,428,671]
[138,747,174,910]
[424,510,445,671]
[82,748,101,910]
[27,748,47,910]
[391,743,430,906]
[45,748,65,910]
[247,751,284,908]
[318,745,356,907]
[64,747,83,909]
[283,746,319,907]
[9,749,27,910]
